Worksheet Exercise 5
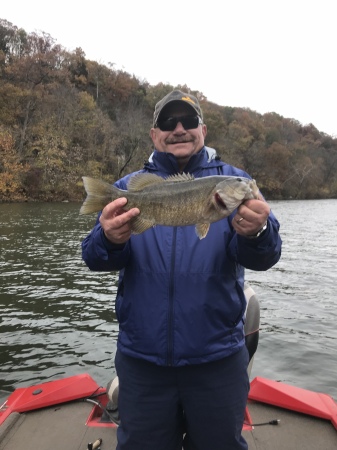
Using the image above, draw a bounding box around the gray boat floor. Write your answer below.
[1,399,336,450]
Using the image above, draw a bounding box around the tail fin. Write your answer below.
[80,177,119,214]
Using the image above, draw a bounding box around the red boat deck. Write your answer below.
[1,374,336,450]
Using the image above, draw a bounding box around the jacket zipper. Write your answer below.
[167,227,177,366]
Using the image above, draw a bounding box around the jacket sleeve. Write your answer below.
[221,167,282,271]
[81,214,131,271]
[228,212,282,271]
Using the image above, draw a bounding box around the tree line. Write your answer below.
[1,18,337,202]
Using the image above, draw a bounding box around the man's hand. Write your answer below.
[99,198,140,244]
[232,199,270,237]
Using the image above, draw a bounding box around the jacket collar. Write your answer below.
[146,146,218,175]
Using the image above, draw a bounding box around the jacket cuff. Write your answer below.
[100,228,126,251]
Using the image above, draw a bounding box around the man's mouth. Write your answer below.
[166,139,192,145]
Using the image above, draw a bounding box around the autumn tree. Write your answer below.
[0,128,26,200]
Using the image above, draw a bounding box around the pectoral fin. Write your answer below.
[195,223,210,239]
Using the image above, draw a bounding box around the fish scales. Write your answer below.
[124,178,215,226]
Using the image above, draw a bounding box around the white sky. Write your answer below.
[2,0,336,136]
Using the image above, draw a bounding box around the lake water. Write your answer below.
[0,200,336,401]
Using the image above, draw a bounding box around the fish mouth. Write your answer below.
[214,192,228,210]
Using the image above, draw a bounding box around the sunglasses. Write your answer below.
[155,115,202,132]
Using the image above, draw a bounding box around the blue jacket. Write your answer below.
[82,147,282,366]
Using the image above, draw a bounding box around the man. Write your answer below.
[82,90,282,450]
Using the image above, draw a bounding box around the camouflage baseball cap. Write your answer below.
[153,90,203,126]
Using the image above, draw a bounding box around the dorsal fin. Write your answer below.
[165,173,195,182]
[127,172,195,191]
[127,173,165,191]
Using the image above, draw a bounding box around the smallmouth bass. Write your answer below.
[80,173,259,239]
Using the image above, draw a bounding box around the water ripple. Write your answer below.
[1,201,337,400]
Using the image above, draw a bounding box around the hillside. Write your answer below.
[1,18,337,201]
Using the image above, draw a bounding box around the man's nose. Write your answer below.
[173,121,186,132]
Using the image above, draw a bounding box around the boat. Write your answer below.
[1,284,336,450]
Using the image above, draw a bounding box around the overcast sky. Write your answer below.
[2,1,336,136]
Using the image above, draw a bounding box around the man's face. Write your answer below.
[150,103,207,170]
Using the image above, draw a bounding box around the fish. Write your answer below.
[80,173,259,239]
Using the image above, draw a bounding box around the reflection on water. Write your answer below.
[1,200,337,400]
